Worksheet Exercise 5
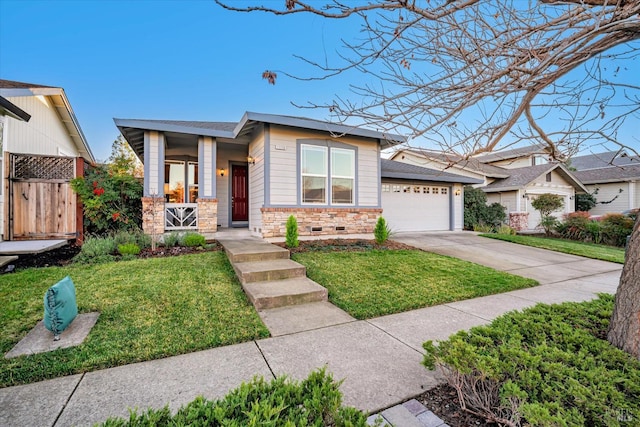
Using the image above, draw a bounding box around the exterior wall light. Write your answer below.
[218,168,225,177]
[247,155,255,165]
[455,188,461,196]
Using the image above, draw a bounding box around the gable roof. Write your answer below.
[381,159,482,184]
[392,148,510,178]
[116,112,406,159]
[474,143,549,164]
[483,163,587,193]
[0,96,31,122]
[568,150,640,171]
[573,164,640,184]
[0,79,95,161]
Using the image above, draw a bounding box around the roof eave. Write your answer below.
[113,118,236,139]
[0,96,31,121]
[381,171,482,184]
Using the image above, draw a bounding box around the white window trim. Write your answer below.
[300,144,356,206]
[301,145,328,205]
[330,147,355,206]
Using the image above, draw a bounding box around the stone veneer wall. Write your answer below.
[260,207,382,238]
[141,197,165,239]
[509,212,529,231]
[197,198,218,235]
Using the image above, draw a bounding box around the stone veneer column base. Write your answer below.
[260,207,382,238]
[509,212,529,231]
[197,198,218,238]
[142,197,165,240]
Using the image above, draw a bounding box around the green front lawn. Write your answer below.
[480,234,626,264]
[292,250,538,319]
[0,252,269,388]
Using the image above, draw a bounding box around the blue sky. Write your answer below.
[0,0,357,161]
[1,1,638,161]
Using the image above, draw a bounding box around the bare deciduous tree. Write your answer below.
[217,0,639,159]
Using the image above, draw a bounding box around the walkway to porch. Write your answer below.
[217,235,354,336]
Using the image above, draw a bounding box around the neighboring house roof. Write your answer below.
[115,112,406,159]
[392,148,510,178]
[0,79,95,161]
[474,143,550,164]
[567,150,640,171]
[0,96,31,122]
[380,159,483,184]
[573,164,640,184]
[482,163,587,193]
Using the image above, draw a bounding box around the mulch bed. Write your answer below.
[274,238,415,253]
[416,383,496,426]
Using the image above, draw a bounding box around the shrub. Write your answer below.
[496,224,516,235]
[601,213,634,247]
[98,368,368,426]
[285,215,299,248]
[423,296,640,426]
[180,232,206,247]
[73,236,117,264]
[117,243,141,256]
[464,187,506,230]
[71,163,143,235]
[473,224,494,233]
[162,232,180,247]
[531,193,564,235]
[374,216,391,244]
[575,193,597,212]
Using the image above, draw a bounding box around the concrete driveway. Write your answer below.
[392,231,623,286]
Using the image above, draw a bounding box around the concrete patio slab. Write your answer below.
[0,374,83,427]
[444,293,538,321]
[0,239,67,255]
[55,341,272,427]
[369,305,489,352]
[259,301,355,336]
[5,313,100,359]
[506,284,598,305]
[256,321,442,413]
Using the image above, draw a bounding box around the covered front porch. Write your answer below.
[116,119,260,239]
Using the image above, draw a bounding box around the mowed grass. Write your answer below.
[0,252,269,388]
[480,234,626,264]
[292,250,538,319]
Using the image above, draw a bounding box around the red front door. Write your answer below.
[231,164,248,222]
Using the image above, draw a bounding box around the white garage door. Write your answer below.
[381,183,451,232]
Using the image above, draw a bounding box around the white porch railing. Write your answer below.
[165,203,198,230]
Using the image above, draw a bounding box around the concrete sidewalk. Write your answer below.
[0,233,622,427]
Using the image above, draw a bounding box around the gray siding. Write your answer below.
[249,129,265,234]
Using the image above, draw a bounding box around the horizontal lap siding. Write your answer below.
[586,183,630,216]
[268,126,380,207]
[6,96,78,156]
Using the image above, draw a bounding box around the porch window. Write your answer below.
[165,161,198,203]
[301,145,328,204]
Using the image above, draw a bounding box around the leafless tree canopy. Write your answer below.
[216,0,640,158]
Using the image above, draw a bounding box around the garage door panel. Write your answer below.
[381,183,450,232]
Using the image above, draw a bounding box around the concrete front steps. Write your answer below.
[218,237,354,336]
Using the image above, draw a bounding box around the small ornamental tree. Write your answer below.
[575,193,597,212]
[531,193,564,235]
[285,215,299,248]
[71,164,143,235]
[374,216,390,244]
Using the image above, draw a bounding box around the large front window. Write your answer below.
[165,161,198,203]
[301,144,355,205]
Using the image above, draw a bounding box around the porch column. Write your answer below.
[197,136,218,237]
[142,131,165,238]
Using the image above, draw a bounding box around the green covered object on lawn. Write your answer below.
[43,276,78,336]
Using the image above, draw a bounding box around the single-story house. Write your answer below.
[391,145,587,230]
[115,112,477,239]
[0,79,95,241]
[570,151,640,216]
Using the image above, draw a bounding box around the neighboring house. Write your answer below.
[391,145,586,230]
[116,113,476,239]
[0,79,95,241]
[570,151,640,216]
